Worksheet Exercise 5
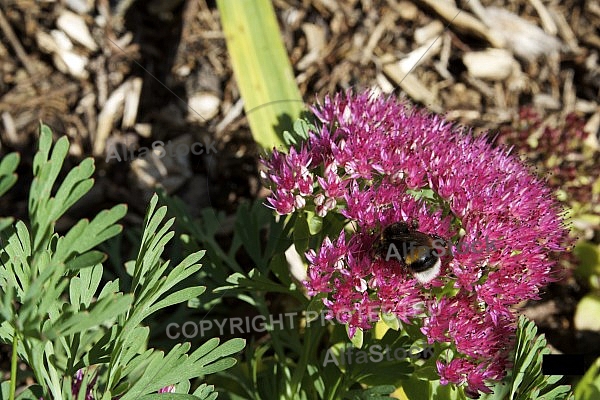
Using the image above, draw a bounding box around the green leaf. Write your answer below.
[53,204,127,264]
[103,194,241,395]
[293,118,312,140]
[32,123,52,173]
[2,221,32,297]
[147,286,207,315]
[282,119,315,146]
[381,312,400,331]
[306,211,323,235]
[217,0,305,149]
[0,152,19,197]
[283,130,298,146]
[233,202,266,267]
[218,269,293,296]
[505,316,573,400]
[574,357,600,400]
[69,263,103,307]
[430,379,462,400]
[65,250,106,270]
[401,378,432,400]
[294,212,310,254]
[574,294,600,331]
[0,217,14,233]
[192,384,217,400]
[306,294,325,318]
[28,126,98,252]
[120,339,244,399]
[47,157,95,221]
[0,382,44,400]
[344,385,396,399]
[117,327,151,371]
[138,395,200,400]
[349,326,364,349]
[46,294,133,339]
[574,241,600,282]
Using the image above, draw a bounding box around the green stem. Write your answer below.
[327,373,344,400]
[290,323,320,394]
[10,329,18,400]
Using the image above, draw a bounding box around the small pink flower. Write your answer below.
[71,368,96,400]
[158,385,176,393]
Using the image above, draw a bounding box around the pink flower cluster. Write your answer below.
[262,91,569,396]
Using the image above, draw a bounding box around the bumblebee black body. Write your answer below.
[376,221,446,283]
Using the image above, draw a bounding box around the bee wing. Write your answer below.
[384,232,430,243]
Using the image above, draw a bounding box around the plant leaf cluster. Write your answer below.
[0,125,244,399]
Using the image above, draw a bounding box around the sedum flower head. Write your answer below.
[262,91,569,397]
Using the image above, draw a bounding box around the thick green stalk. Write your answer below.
[217,0,305,150]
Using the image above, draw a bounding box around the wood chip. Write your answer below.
[216,98,244,134]
[57,10,98,52]
[463,48,517,81]
[390,1,418,20]
[297,23,326,70]
[398,37,442,74]
[129,134,194,195]
[562,69,576,114]
[548,6,579,52]
[533,93,562,111]
[414,20,444,45]
[134,123,153,138]
[381,53,439,111]
[0,8,36,76]
[187,92,221,122]
[66,0,93,14]
[528,0,558,35]
[94,80,129,155]
[583,111,600,150]
[54,51,89,79]
[482,6,563,60]
[361,16,392,64]
[1,111,18,145]
[376,72,395,93]
[418,0,506,48]
[122,77,143,129]
[36,30,89,79]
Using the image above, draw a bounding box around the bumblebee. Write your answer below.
[375,221,447,283]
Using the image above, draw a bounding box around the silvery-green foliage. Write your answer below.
[0,125,244,399]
